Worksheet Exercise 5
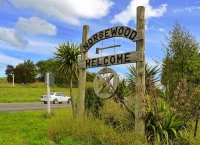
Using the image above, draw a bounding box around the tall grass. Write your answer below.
[48,113,147,145]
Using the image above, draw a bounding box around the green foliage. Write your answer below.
[14,60,37,84]
[53,41,80,117]
[36,58,80,87]
[144,98,191,144]
[86,71,96,82]
[0,111,54,145]
[99,99,129,131]
[126,63,160,94]
[49,113,148,145]
[115,79,130,101]
[0,84,78,103]
[161,22,200,99]
[5,60,39,84]
[143,79,200,144]
[53,41,80,79]
[36,59,55,82]
[125,59,200,144]
[85,82,104,117]
[5,65,14,82]
[114,79,135,129]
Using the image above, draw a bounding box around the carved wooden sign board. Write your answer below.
[77,7,145,135]
[80,26,143,53]
[79,51,143,68]
[78,26,143,98]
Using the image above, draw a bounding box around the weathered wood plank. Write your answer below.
[79,50,143,68]
[80,26,144,52]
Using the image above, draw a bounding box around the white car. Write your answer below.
[41,92,71,104]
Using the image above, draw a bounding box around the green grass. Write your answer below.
[0,104,200,145]
[0,109,73,145]
[49,114,148,145]
[0,80,78,103]
[1,78,200,144]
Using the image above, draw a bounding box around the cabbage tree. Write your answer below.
[53,42,80,117]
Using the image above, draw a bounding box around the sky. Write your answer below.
[0,0,200,78]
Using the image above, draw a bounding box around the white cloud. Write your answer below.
[158,28,165,32]
[149,26,165,32]
[0,53,24,66]
[9,0,114,25]
[110,0,167,25]
[28,40,57,54]
[173,6,200,13]
[15,17,57,36]
[0,27,28,48]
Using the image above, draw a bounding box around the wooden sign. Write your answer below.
[77,6,146,137]
[93,68,119,98]
[79,50,143,68]
[80,26,143,52]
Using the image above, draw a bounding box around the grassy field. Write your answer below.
[1,107,199,145]
[0,78,78,103]
[0,78,200,144]
[0,109,74,145]
[0,109,147,145]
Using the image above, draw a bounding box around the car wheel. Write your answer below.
[44,101,47,104]
[53,99,58,104]
[67,98,71,104]
[59,102,62,104]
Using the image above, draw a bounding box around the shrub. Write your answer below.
[99,99,126,130]
[85,82,104,117]
[143,79,200,144]
[48,113,148,145]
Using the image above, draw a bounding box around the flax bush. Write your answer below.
[143,79,200,144]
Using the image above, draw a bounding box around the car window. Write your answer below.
[55,93,62,96]
[55,93,59,96]
[50,92,54,95]
[60,93,65,97]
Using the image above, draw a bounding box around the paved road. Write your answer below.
[0,102,71,112]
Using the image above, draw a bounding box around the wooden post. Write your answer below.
[135,6,145,136]
[76,25,89,118]
[46,72,51,114]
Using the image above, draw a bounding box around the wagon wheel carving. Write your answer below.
[93,67,119,98]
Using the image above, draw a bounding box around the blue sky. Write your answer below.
[0,0,200,78]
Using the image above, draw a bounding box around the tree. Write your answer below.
[161,22,200,99]
[5,65,14,82]
[53,41,80,117]
[14,60,37,84]
[86,71,96,82]
[126,63,160,95]
[36,59,54,82]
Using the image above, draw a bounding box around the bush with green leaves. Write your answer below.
[143,79,200,144]
[144,97,190,144]
[85,82,104,117]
